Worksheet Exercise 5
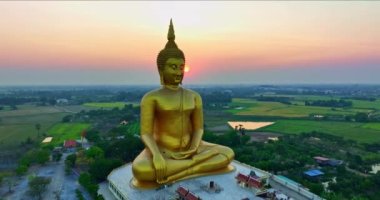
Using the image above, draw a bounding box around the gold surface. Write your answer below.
[131,165,235,189]
[131,20,235,188]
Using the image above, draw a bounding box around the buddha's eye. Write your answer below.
[171,64,177,69]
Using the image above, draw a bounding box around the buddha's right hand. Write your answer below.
[153,154,167,183]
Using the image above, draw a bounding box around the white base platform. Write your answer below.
[107,160,270,200]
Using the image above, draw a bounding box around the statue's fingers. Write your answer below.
[158,165,163,180]
[163,165,167,180]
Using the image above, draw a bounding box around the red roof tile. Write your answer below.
[247,177,261,188]
[236,173,249,182]
[176,186,188,197]
[185,192,199,200]
[64,140,77,148]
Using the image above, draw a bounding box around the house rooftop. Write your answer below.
[313,156,329,161]
[42,137,53,143]
[304,169,324,177]
[64,140,77,148]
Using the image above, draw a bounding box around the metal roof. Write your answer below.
[304,169,324,177]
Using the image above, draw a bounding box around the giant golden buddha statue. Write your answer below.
[132,20,234,188]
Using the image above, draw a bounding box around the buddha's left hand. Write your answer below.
[171,148,197,160]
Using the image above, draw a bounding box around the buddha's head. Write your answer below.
[157,19,186,86]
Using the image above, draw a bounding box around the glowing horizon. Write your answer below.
[0,1,379,85]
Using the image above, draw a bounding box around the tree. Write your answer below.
[62,115,72,123]
[65,153,77,174]
[355,112,369,122]
[52,152,62,162]
[36,149,49,164]
[28,176,51,200]
[3,176,16,193]
[35,123,41,138]
[75,189,85,200]
[78,173,98,199]
[16,165,28,175]
[89,158,123,181]
[86,146,104,159]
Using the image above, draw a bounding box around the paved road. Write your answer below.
[3,153,91,200]
[41,153,68,200]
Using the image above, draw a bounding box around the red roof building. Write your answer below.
[236,172,263,189]
[247,177,262,188]
[185,192,199,200]
[176,186,200,200]
[176,186,189,198]
[64,140,77,148]
[236,173,249,183]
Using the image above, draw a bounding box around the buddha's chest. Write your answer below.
[155,92,195,112]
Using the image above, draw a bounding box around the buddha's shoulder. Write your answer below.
[141,87,201,101]
[141,88,162,101]
[183,88,201,99]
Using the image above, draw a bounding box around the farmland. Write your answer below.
[47,123,91,146]
[83,102,139,109]
[227,98,373,118]
[219,95,380,143]
[0,105,88,150]
[257,120,380,143]
[0,105,69,150]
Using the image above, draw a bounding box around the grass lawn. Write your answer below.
[83,102,139,109]
[47,123,91,146]
[258,119,380,143]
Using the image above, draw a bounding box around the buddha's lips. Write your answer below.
[175,75,183,81]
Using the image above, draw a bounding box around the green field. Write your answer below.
[227,98,371,118]
[220,95,380,144]
[47,123,91,146]
[257,120,380,143]
[83,102,139,109]
[0,105,68,150]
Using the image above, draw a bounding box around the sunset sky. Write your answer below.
[0,1,379,85]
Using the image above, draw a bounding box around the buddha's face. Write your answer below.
[161,58,185,86]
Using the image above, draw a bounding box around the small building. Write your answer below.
[185,192,200,200]
[304,169,324,181]
[327,159,344,167]
[56,98,69,104]
[313,156,330,165]
[247,177,262,188]
[42,137,53,143]
[268,137,279,142]
[235,171,265,190]
[314,156,343,167]
[176,186,189,199]
[120,120,129,125]
[176,186,201,200]
[236,173,249,186]
[64,140,77,149]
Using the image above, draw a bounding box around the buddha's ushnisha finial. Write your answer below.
[168,18,175,41]
[165,18,178,49]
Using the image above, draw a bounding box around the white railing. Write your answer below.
[271,175,324,200]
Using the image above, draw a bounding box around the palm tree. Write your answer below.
[35,123,41,138]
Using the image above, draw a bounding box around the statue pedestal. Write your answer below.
[107,160,270,200]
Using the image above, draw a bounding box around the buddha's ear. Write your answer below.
[159,70,164,85]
